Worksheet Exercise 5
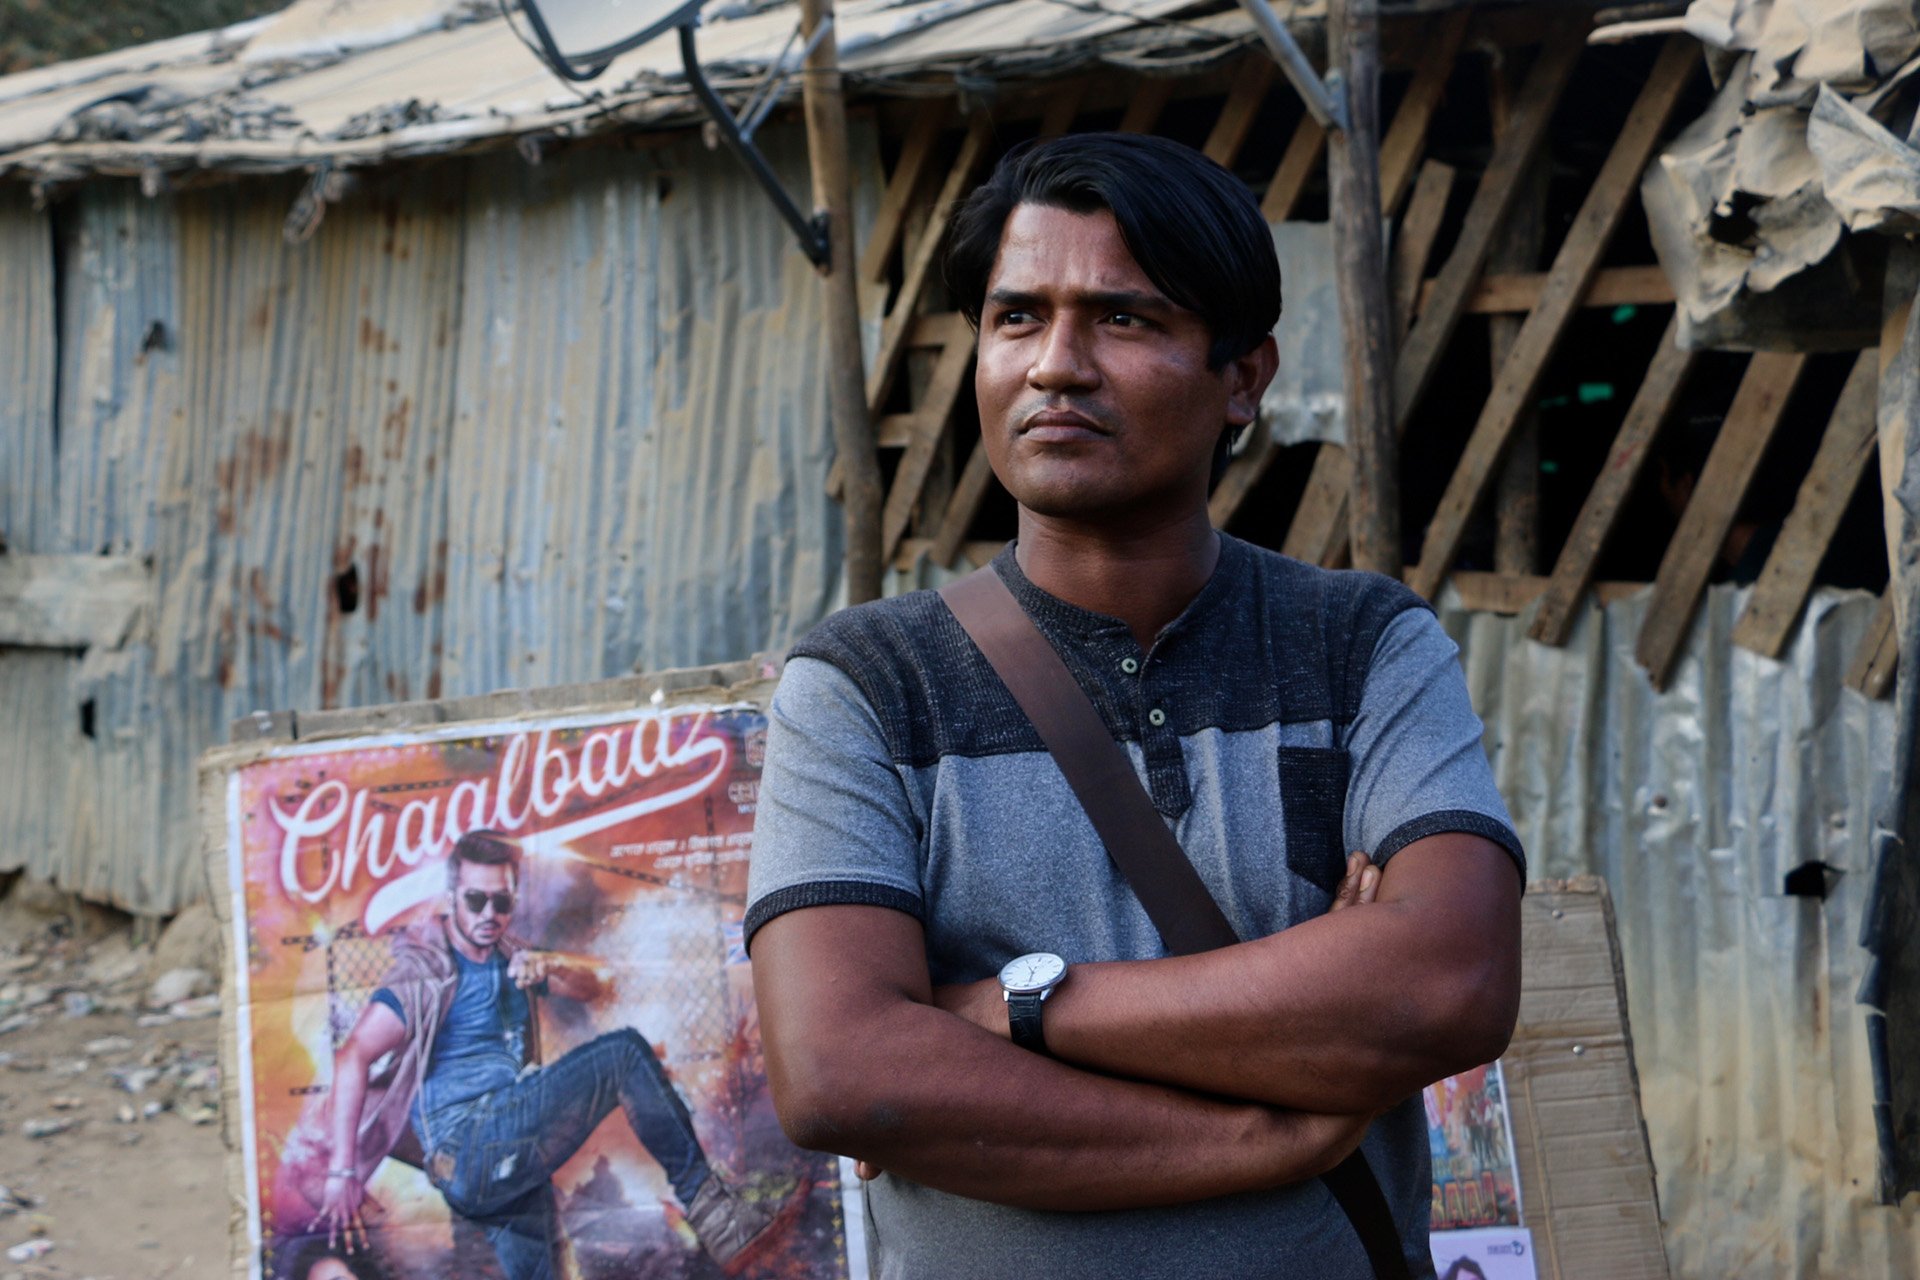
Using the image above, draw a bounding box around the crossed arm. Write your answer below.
[750,833,1520,1212]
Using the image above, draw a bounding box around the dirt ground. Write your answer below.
[0,883,228,1280]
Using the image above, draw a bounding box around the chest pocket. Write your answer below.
[1278,746,1350,896]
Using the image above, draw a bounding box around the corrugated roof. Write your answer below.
[0,0,1304,183]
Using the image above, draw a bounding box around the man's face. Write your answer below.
[307,1260,358,1280]
[450,859,515,953]
[973,203,1275,523]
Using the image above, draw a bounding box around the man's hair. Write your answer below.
[447,828,520,891]
[942,132,1282,371]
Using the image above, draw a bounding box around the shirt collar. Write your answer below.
[989,532,1248,647]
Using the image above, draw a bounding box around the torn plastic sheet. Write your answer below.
[1811,83,1920,235]
[1643,0,1919,349]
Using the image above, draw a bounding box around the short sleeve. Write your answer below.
[1342,608,1525,881]
[369,987,405,1026]
[743,656,926,950]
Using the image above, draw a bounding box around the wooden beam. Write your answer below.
[1117,77,1176,134]
[1529,314,1696,647]
[1489,52,1551,577]
[859,99,948,285]
[0,554,148,649]
[1281,444,1354,565]
[1284,27,1586,562]
[1204,57,1277,168]
[1375,9,1469,217]
[1038,80,1089,138]
[931,440,997,568]
[1420,264,1675,315]
[1390,159,1456,335]
[1449,571,1643,616]
[1635,352,1809,689]
[881,332,975,560]
[1260,115,1328,222]
[1408,37,1700,600]
[1733,350,1881,657]
[1208,418,1276,529]
[866,116,993,417]
[894,537,1003,571]
[1329,0,1399,576]
[1848,587,1899,700]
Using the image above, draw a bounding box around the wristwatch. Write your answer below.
[998,952,1068,1054]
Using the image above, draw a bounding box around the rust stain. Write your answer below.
[343,443,368,488]
[365,541,389,622]
[359,316,398,353]
[382,396,412,459]
[212,430,292,536]
[216,605,238,690]
[247,567,287,643]
[385,671,411,702]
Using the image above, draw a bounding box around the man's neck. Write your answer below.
[1014,508,1220,650]
[443,918,494,965]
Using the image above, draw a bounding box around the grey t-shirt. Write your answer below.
[747,537,1523,1280]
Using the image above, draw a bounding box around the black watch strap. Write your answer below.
[1007,991,1048,1054]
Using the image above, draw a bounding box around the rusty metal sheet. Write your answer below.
[1441,582,1913,1277]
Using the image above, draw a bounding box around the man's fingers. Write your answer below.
[1358,865,1380,904]
[855,1160,883,1181]
[1330,853,1369,911]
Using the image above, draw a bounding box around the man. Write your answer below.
[746,134,1525,1279]
[318,830,786,1278]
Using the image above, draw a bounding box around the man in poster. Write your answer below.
[317,829,787,1278]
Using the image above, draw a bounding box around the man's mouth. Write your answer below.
[1019,407,1110,444]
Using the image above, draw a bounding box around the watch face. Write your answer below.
[999,952,1067,994]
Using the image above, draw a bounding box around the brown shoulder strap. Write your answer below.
[939,566,1412,1280]
[940,568,1236,956]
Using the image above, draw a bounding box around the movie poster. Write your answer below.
[220,701,859,1280]
[1424,1061,1523,1231]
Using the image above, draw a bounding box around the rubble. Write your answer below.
[145,967,211,1009]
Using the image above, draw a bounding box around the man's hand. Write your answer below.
[1328,851,1380,913]
[508,950,554,989]
[316,1171,372,1254]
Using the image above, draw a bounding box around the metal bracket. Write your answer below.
[1235,0,1348,134]
[678,23,832,267]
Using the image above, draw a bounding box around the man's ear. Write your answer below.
[1224,333,1279,428]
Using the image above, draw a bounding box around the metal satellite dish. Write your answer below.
[508,0,830,264]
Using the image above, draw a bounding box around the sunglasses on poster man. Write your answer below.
[462,889,516,916]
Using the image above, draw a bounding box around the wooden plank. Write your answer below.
[1328,0,1399,576]
[0,554,148,649]
[826,311,972,497]
[1204,56,1277,168]
[1259,115,1328,222]
[1489,53,1551,577]
[1635,352,1809,689]
[1117,77,1176,134]
[1375,9,1469,217]
[893,537,1003,571]
[859,99,948,285]
[1038,80,1089,138]
[1449,572,1643,616]
[931,439,997,568]
[1285,27,1587,562]
[1390,159,1456,335]
[1847,588,1899,699]
[1208,418,1276,529]
[1421,264,1676,315]
[866,116,993,416]
[1529,314,1696,647]
[1408,37,1700,600]
[1281,444,1354,564]
[1733,351,1881,657]
[881,332,975,560]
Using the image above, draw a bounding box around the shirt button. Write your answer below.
[1121,657,1139,674]
[1147,708,1166,727]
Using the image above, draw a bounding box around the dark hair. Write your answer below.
[942,132,1282,371]
[1441,1259,1489,1280]
[447,828,520,890]
[273,1234,390,1280]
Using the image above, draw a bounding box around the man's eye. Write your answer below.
[996,310,1039,327]
[1107,312,1149,328]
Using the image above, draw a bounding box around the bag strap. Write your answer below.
[939,566,1412,1280]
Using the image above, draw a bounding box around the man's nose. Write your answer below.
[1027,318,1100,393]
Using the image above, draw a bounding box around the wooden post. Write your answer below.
[1326,0,1399,577]
[1489,53,1547,576]
[801,0,883,603]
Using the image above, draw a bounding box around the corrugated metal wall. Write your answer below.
[0,122,874,912]
[1444,583,1916,1276]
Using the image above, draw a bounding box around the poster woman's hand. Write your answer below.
[317,1170,372,1255]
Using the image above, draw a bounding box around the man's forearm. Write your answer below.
[966,835,1521,1114]
[772,994,1361,1212]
